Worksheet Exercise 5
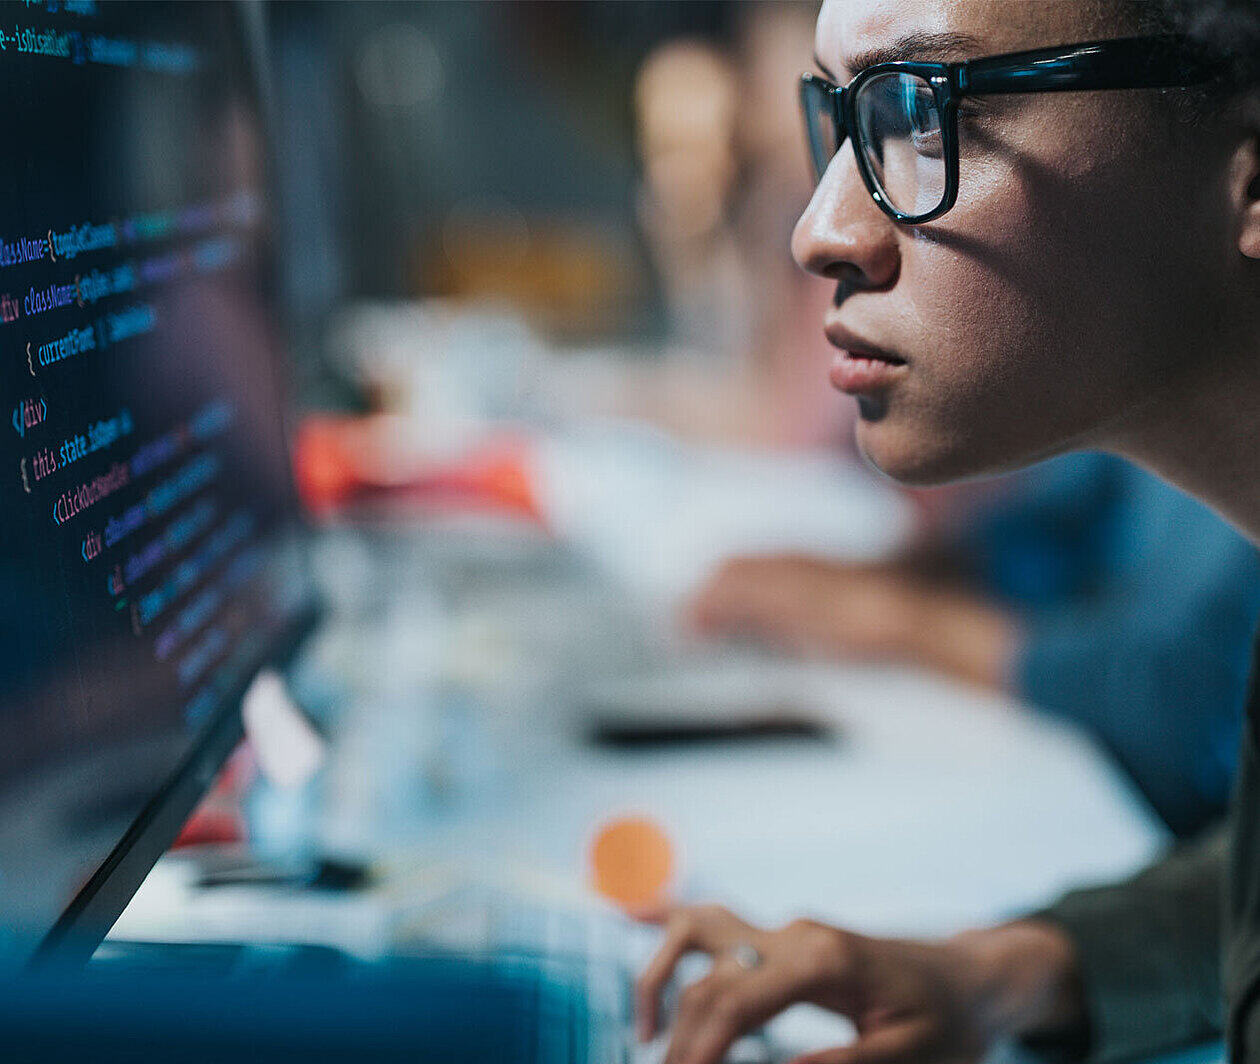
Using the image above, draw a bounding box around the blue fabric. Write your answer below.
[967,452,1260,837]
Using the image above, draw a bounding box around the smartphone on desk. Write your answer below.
[581,668,836,750]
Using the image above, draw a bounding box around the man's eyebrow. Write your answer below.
[812,52,841,80]
[816,31,984,81]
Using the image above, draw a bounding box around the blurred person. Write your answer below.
[635,39,748,359]
[634,2,1260,1064]
[733,2,859,450]
[691,450,1260,838]
[628,11,857,450]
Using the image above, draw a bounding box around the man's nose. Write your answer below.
[791,143,899,290]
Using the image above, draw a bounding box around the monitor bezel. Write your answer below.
[32,601,322,969]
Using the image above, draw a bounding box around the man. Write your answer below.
[635,1,1260,1061]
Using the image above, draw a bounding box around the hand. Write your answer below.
[688,554,1021,690]
[688,555,925,661]
[635,903,1085,1064]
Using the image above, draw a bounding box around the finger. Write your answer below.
[692,571,809,644]
[785,1019,935,1064]
[691,597,772,642]
[636,917,696,1042]
[629,900,675,925]
[687,583,732,632]
[685,903,751,953]
[788,1049,859,1064]
[689,560,760,620]
[637,901,753,1040]
[668,967,796,1064]
[662,974,723,1064]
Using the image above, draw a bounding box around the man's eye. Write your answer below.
[910,127,943,159]
[906,94,942,157]
[908,93,936,130]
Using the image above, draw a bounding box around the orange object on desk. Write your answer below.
[590,815,675,911]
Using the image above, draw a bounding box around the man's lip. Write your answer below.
[824,324,907,394]
[823,323,906,366]
[829,351,907,394]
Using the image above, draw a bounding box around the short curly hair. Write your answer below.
[1130,0,1260,89]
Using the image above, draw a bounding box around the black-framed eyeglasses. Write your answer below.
[800,36,1223,224]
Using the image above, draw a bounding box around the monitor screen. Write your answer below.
[0,0,316,964]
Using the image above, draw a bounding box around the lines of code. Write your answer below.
[0,0,316,953]
[4,5,277,732]
[0,192,260,272]
[0,1,200,74]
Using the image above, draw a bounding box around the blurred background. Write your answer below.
[269,0,842,447]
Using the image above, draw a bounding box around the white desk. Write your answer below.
[318,653,1168,940]
[318,633,1176,1058]
[296,442,1168,946]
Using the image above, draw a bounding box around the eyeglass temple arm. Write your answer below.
[957,36,1219,96]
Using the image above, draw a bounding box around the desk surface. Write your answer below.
[320,654,1168,939]
[294,512,1169,941]
[313,585,1172,1059]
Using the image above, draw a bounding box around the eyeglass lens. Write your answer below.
[854,72,946,217]
[801,78,841,182]
[802,72,947,219]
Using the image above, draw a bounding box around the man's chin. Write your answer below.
[853,420,990,487]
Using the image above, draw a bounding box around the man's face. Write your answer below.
[794,0,1236,484]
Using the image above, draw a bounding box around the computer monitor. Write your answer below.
[0,0,319,966]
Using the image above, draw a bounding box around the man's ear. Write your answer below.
[1243,156,1260,259]
[1238,100,1260,259]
